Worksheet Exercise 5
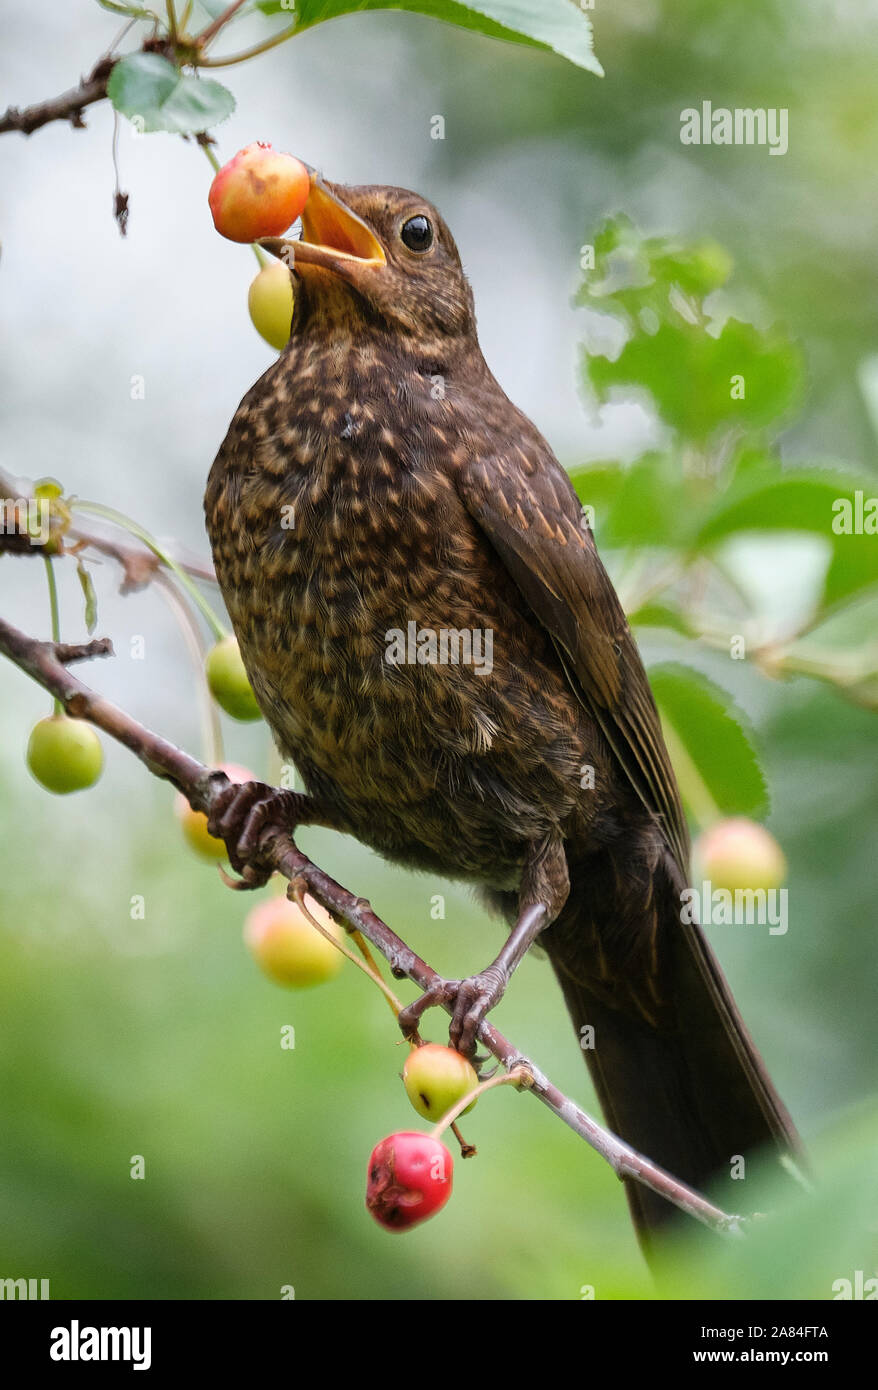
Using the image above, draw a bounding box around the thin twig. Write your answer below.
[53,638,114,665]
[197,21,298,68]
[0,58,115,136]
[111,110,129,236]
[196,0,251,48]
[153,569,223,768]
[0,466,217,589]
[0,611,745,1237]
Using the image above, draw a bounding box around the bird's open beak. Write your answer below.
[259,172,385,284]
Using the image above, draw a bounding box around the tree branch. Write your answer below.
[0,58,116,136]
[0,611,746,1237]
[0,2,270,141]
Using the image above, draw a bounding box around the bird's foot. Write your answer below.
[398,965,508,1057]
[206,777,308,890]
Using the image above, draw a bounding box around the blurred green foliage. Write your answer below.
[572,213,878,736]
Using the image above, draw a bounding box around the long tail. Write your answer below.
[544,860,803,1251]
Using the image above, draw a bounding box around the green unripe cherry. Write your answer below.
[403,1043,479,1122]
[248,261,295,351]
[27,715,103,794]
[205,636,262,722]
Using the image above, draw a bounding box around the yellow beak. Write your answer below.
[259,171,385,281]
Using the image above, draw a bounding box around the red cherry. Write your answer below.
[365,1131,453,1232]
[208,143,309,244]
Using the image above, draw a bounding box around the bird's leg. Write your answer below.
[206,774,339,889]
[399,836,570,1056]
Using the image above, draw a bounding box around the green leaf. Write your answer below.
[648,239,733,301]
[257,1,602,74]
[579,217,803,443]
[578,216,733,320]
[76,560,99,636]
[649,662,768,821]
[695,467,878,606]
[567,461,624,540]
[587,318,804,444]
[629,601,693,638]
[570,451,723,554]
[824,528,878,606]
[698,468,870,543]
[107,53,236,133]
[600,452,695,549]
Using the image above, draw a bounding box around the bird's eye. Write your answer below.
[400,215,434,252]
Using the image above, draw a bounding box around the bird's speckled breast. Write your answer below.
[205,343,598,882]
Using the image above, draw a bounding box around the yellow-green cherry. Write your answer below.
[249,261,295,350]
[245,893,344,988]
[205,635,262,721]
[27,715,103,794]
[403,1043,479,1121]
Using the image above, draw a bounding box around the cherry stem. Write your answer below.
[70,499,226,643]
[153,569,223,768]
[429,1067,531,1142]
[199,138,220,172]
[289,879,405,1019]
[197,21,298,69]
[42,555,63,716]
[348,928,407,1022]
[450,1121,476,1158]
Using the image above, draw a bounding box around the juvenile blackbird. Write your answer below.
[205,171,801,1245]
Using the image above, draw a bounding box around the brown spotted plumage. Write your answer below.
[205,174,801,1247]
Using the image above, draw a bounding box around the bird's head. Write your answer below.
[259,172,476,349]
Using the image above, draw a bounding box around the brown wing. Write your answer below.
[458,443,805,1229]
[456,447,690,875]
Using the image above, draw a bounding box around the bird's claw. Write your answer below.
[448,968,508,1055]
[397,979,460,1042]
[398,966,508,1058]
[207,778,299,890]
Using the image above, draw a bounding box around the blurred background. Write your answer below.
[1,0,876,1299]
